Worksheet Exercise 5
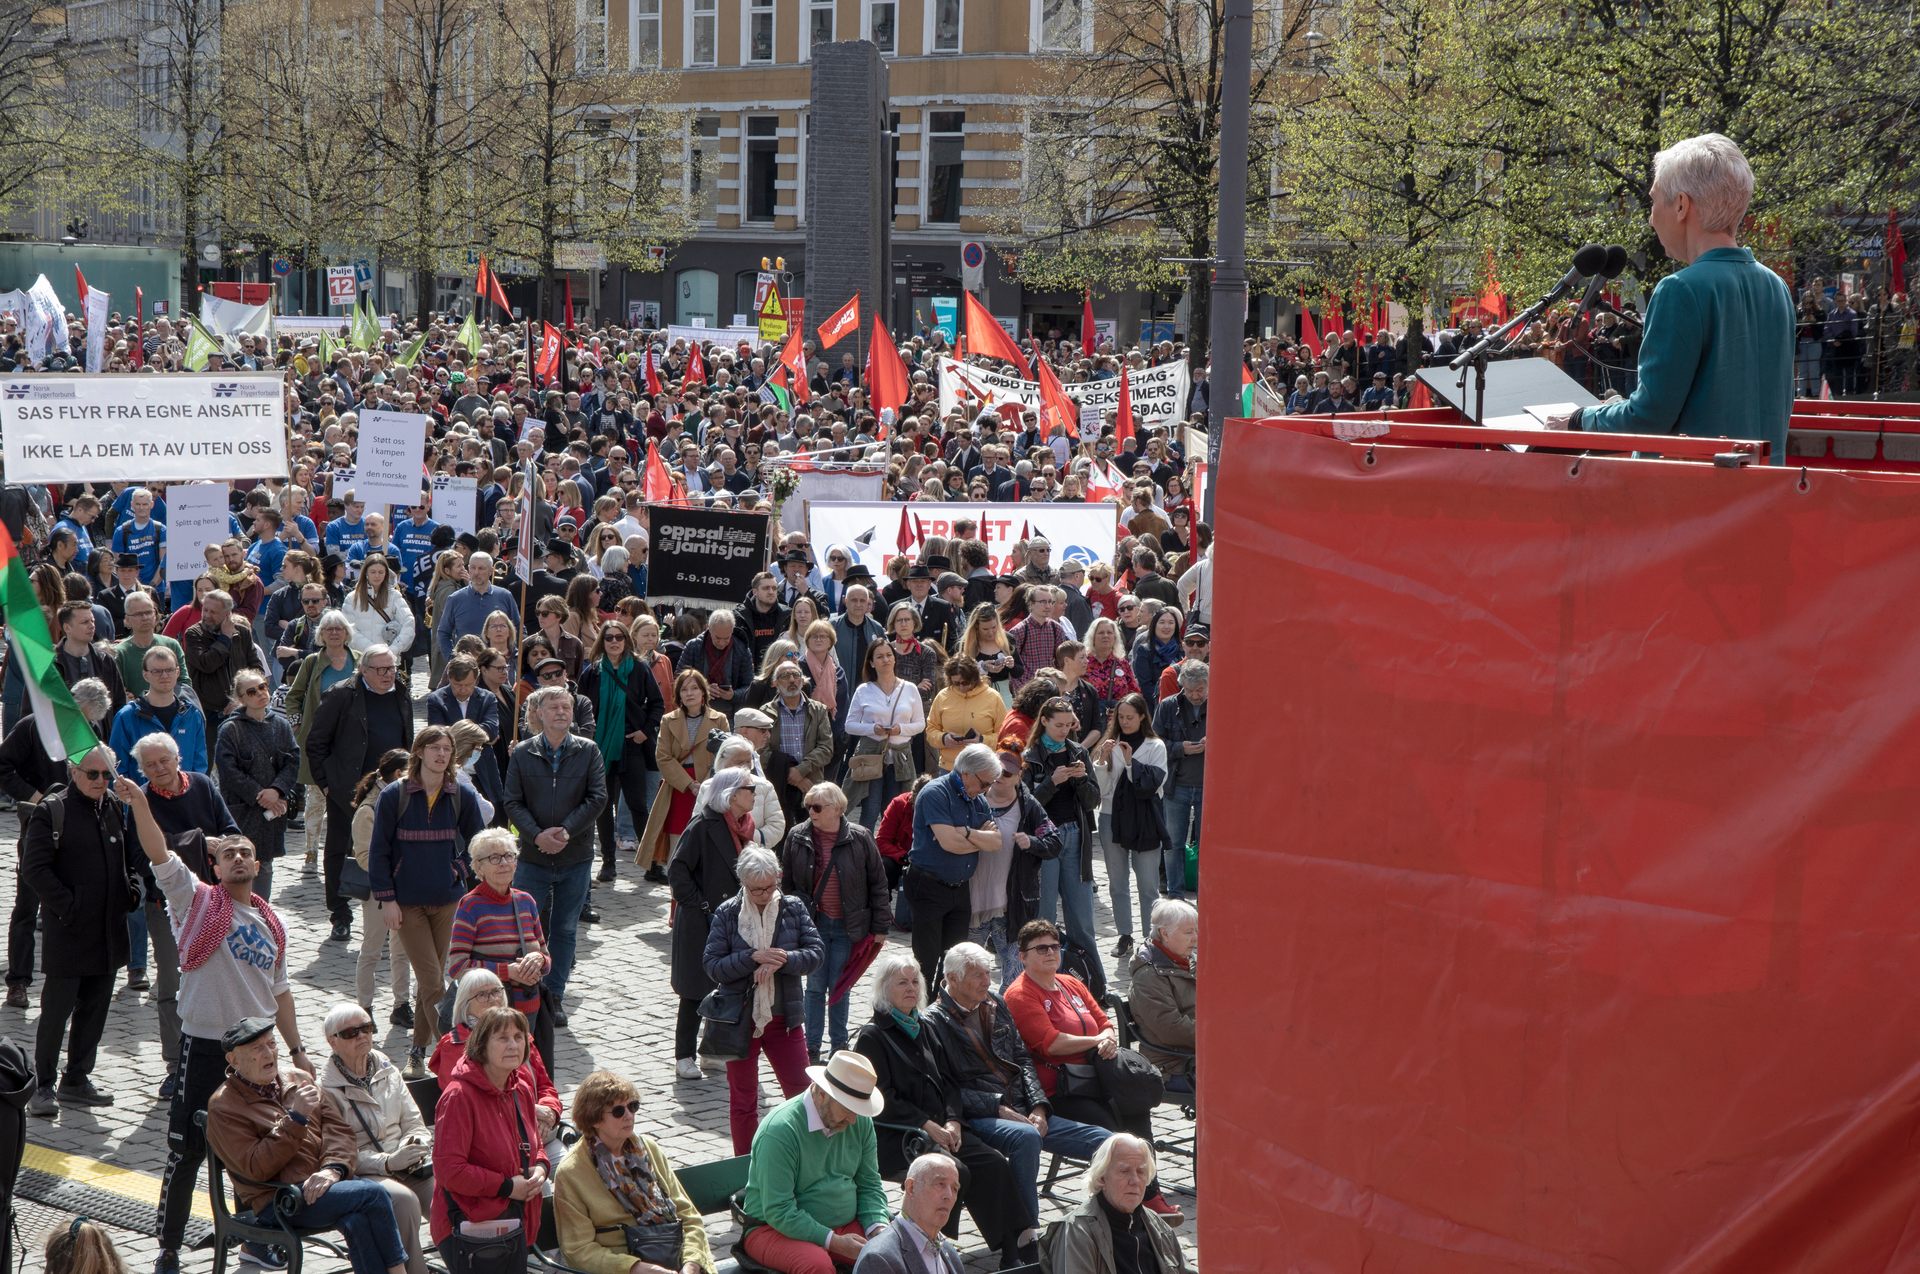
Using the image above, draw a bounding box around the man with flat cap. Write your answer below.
[206,1016,412,1274]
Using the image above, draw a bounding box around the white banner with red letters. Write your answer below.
[806,501,1119,576]
[936,357,1191,431]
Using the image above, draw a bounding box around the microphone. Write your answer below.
[1573,245,1629,323]
[1544,243,1610,305]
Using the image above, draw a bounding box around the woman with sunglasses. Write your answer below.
[447,829,557,1074]
[578,620,665,882]
[777,781,892,1063]
[318,1002,434,1274]
[214,668,300,889]
[553,1070,718,1274]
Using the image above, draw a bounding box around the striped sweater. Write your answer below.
[447,880,549,1017]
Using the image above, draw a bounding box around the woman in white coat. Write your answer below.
[692,729,786,850]
[339,552,416,654]
[318,1001,433,1274]
[1094,691,1169,962]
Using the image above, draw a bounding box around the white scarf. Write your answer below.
[739,890,782,1037]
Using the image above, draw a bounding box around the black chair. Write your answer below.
[1105,995,1195,1159]
[406,1074,442,1127]
[531,1152,750,1274]
[195,1110,350,1274]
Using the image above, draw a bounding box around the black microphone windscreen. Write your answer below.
[1572,243,1609,276]
[1603,245,1629,278]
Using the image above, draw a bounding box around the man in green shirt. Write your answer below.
[113,591,185,699]
[739,1051,891,1272]
[1549,132,1795,462]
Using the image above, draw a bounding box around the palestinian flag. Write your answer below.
[1240,361,1256,415]
[0,524,99,761]
[760,374,793,412]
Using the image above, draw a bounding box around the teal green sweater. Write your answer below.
[1581,246,1795,464]
[742,1093,889,1247]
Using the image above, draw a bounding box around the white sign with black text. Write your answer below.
[165,483,233,583]
[353,410,430,510]
[430,474,478,534]
[0,373,287,484]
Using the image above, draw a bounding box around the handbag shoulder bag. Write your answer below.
[847,683,908,783]
[593,1141,685,1269]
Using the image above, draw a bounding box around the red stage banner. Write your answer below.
[1204,419,1920,1272]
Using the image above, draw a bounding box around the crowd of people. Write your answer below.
[0,304,1217,1274]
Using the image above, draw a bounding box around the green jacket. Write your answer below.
[1581,246,1794,463]
[741,1092,889,1248]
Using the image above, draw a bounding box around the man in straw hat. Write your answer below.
[738,1050,891,1273]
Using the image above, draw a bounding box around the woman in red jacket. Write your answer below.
[429,1006,552,1258]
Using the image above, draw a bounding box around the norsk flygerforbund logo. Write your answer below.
[4,382,74,400]
[212,381,276,399]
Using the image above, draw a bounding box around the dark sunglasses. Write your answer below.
[1024,942,1061,954]
[603,632,626,641]
[332,1022,376,1040]
[605,1102,635,1118]
[806,803,826,813]
[75,767,114,782]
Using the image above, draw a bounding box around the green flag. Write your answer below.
[0,524,100,761]
[318,329,337,368]
[393,332,427,368]
[183,318,220,371]
[457,312,482,363]
[351,298,379,351]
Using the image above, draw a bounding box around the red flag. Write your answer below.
[1324,289,1345,337]
[74,266,88,307]
[1018,521,1030,543]
[1299,289,1323,357]
[963,290,1030,376]
[536,322,562,383]
[817,294,861,349]
[1114,364,1135,448]
[129,287,144,369]
[643,440,673,503]
[479,257,513,316]
[684,342,706,387]
[1479,250,1509,323]
[1890,209,1908,298]
[1410,379,1432,409]
[1030,336,1079,439]
[1081,290,1096,355]
[896,504,914,554]
[563,276,574,328]
[868,315,911,432]
[643,342,663,396]
[778,328,810,403]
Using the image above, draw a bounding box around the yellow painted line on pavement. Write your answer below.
[24,1142,213,1219]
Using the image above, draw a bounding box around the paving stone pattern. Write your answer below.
[2,670,1199,1272]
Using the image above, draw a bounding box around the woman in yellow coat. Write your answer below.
[553,1070,716,1274]
[636,669,732,878]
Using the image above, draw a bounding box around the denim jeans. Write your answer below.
[965,915,1018,993]
[513,856,592,1010]
[1038,825,1102,983]
[616,769,662,842]
[1098,818,1159,939]
[857,769,901,832]
[805,916,854,1054]
[1161,785,1204,899]
[127,907,149,973]
[289,1178,409,1274]
[968,1113,1114,1227]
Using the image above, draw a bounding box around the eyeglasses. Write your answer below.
[475,853,519,867]
[75,767,114,782]
[242,685,268,697]
[605,1102,636,1119]
[1184,638,1209,647]
[332,1022,376,1040]
[364,663,397,674]
[1023,942,1061,955]
[806,803,826,813]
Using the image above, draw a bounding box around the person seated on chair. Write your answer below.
[1040,1135,1190,1274]
[737,1050,892,1274]
[1124,901,1195,1094]
[429,1006,551,1263]
[205,1015,413,1274]
[552,1068,717,1274]
[923,942,1112,1257]
[319,1002,434,1274]
[851,1154,965,1274]
[430,968,565,1163]
[853,948,1028,1270]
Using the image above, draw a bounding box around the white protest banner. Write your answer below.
[666,323,761,351]
[23,275,64,365]
[807,501,1118,576]
[353,410,430,509]
[275,314,391,333]
[83,289,109,372]
[936,358,1190,432]
[166,483,232,582]
[430,474,478,533]
[0,289,26,330]
[777,464,889,534]
[201,295,272,345]
[326,267,357,305]
[0,373,287,484]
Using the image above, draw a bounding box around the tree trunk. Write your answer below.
[1185,257,1210,372]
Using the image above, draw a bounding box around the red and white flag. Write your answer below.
[535,322,562,383]
[817,294,861,349]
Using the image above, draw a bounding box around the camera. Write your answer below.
[705,729,728,755]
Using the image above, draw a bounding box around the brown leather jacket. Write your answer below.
[206,1066,359,1214]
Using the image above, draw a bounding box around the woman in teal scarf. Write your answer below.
[577,620,666,883]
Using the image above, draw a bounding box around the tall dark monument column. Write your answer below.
[805,42,890,356]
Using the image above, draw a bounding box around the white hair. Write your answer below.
[1176,660,1209,689]
[942,941,996,986]
[1149,897,1198,941]
[735,844,781,886]
[952,743,1001,778]
[706,610,736,632]
[715,736,756,770]
[322,1002,372,1038]
[68,677,111,721]
[1085,1133,1157,1194]
[1652,132,1754,234]
[599,545,629,574]
[452,967,505,1026]
[869,947,928,1017]
[706,766,755,814]
[134,732,180,768]
[317,608,352,637]
[906,1153,959,1187]
[525,684,573,715]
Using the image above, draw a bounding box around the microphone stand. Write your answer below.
[1447,283,1578,426]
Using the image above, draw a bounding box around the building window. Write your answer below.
[931,0,960,50]
[690,0,716,64]
[869,0,895,52]
[690,115,721,221]
[676,268,718,326]
[580,0,606,68]
[745,116,778,222]
[810,0,833,47]
[747,0,773,61]
[888,111,901,218]
[925,111,964,225]
[632,0,660,67]
[1039,0,1084,49]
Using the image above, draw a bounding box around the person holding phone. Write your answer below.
[925,656,1007,774]
[1021,701,1103,985]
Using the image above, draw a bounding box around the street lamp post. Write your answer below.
[1204,0,1253,530]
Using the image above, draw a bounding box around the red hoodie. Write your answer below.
[429,1052,552,1245]
[430,1024,562,1119]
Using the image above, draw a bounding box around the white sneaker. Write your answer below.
[675,1058,702,1081]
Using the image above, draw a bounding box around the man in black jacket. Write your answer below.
[904,564,962,654]
[21,745,150,1116]
[303,646,413,942]
[923,941,1112,1254]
